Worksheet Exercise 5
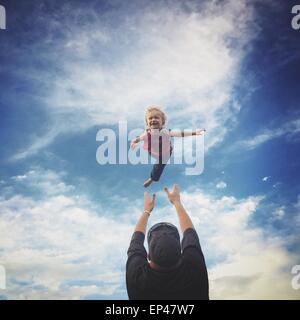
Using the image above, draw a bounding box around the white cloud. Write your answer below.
[294,196,300,228]
[0,172,137,299]
[11,175,28,182]
[272,182,281,189]
[216,181,227,189]
[10,167,74,196]
[11,127,62,162]
[295,195,300,209]
[271,206,285,221]
[11,0,260,160]
[236,117,300,151]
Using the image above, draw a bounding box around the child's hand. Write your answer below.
[130,140,137,150]
[196,129,206,135]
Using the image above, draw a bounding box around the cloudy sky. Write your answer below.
[0,0,300,299]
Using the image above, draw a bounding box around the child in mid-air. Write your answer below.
[131,106,206,188]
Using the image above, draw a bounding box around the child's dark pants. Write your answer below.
[149,149,172,182]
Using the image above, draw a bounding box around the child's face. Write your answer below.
[147,111,164,129]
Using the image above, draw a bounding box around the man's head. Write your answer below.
[147,222,181,269]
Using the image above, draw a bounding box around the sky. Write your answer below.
[0,0,300,300]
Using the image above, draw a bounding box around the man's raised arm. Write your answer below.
[164,184,194,233]
[134,192,156,234]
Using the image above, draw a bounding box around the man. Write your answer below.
[126,184,209,300]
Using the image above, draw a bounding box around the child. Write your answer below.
[131,106,206,188]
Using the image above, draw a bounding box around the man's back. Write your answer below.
[126,228,209,300]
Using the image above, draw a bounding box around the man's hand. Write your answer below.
[144,192,156,213]
[164,184,194,232]
[164,184,181,205]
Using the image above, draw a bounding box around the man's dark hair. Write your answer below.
[147,223,181,268]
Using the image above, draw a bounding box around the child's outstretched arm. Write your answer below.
[169,128,206,137]
[130,131,147,150]
[130,136,141,150]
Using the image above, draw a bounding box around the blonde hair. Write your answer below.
[144,105,167,128]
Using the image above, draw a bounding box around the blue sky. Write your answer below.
[0,0,300,299]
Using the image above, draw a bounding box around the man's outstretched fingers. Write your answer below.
[164,187,170,196]
[152,193,156,203]
[144,192,149,201]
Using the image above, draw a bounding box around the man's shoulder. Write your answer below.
[183,227,199,239]
[182,228,203,258]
